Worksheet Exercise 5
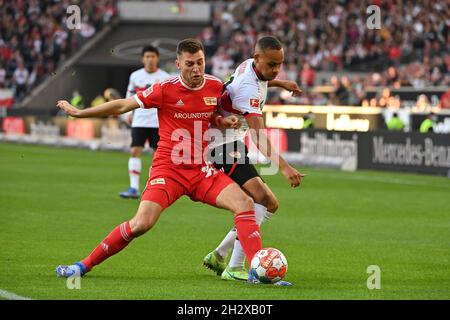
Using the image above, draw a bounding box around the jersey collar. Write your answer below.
[143,68,159,75]
[178,75,206,91]
[252,62,267,81]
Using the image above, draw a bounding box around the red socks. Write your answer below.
[234,210,262,267]
[82,221,134,272]
[80,212,261,272]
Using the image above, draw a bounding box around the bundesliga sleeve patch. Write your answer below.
[249,98,260,108]
[143,86,154,98]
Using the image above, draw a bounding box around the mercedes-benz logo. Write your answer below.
[112,37,179,61]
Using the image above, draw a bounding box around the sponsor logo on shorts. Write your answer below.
[201,163,218,178]
[203,97,217,106]
[150,178,166,185]
[249,98,260,108]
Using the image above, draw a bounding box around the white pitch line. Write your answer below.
[0,289,32,300]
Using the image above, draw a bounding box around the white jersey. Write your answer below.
[126,68,171,128]
[211,58,268,148]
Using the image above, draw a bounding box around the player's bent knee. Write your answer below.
[130,216,154,236]
[130,147,143,158]
[131,220,152,236]
[234,194,254,213]
[251,185,278,213]
[253,190,271,207]
[130,201,163,236]
[267,195,279,213]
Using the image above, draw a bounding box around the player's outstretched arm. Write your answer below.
[268,79,302,97]
[247,116,305,187]
[56,97,139,118]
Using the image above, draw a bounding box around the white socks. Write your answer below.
[228,239,246,269]
[128,157,141,191]
[214,227,237,259]
[229,203,272,269]
[254,203,272,225]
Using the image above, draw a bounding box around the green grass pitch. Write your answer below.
[1,142,449,299]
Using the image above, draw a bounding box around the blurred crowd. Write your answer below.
[203,0,450,107]
[1,0,449,110]
[0,0,117,101]
[277,64,450,109]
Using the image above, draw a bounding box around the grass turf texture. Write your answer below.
[1,142,449,300]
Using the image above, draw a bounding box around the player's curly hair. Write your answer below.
[176,38,204,56]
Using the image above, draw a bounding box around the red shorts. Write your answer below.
[141,163,235,209]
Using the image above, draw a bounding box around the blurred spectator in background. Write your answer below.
[0,0,117,105]
[440,88,450,109]
[207,0,448,77]
[90,93,106,108]
[70,90,84,109]
[198,26,217,58]
[386,66,400,88]
[419,113,436,133]
[300,62,315,88]
[369,73,382,87]
[104,88,121,102]
[211,47,234,81]
[377,88,401,109]
[414,94,432,112]
[333,75,359,106]
[285,63,298,82]
[13,61,28,101]
[205,0,449,107]
[386,112,405,131]
[302,112,315,129]
[0,61,6,88]
[313,92,328,105]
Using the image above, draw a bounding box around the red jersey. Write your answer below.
[134,74,223,167]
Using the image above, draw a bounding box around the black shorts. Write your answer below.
[208,141,260,187]
[131,127,159,149]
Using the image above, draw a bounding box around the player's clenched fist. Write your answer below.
[222,115,241,129]
[214,114,241,129]
[280,80,302,97]
[56,100,80,117]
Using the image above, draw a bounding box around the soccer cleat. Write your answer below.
[247,270,292,286]
[119,187,140,199]
[247,269,261,284]
[55,262,87,278]
[221,266,248,281]
[273,280,293,286]
[203,251,226,275]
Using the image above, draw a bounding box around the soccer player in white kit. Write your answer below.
[204,36,305,281]
[120,46,171,199]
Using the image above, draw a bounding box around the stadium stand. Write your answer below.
[204,0,449,106]
[0,0,117,105]
[0,0,449,175]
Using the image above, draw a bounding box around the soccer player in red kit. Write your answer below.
[55,39,266,283]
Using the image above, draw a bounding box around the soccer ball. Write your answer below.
[250,248,288,283]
